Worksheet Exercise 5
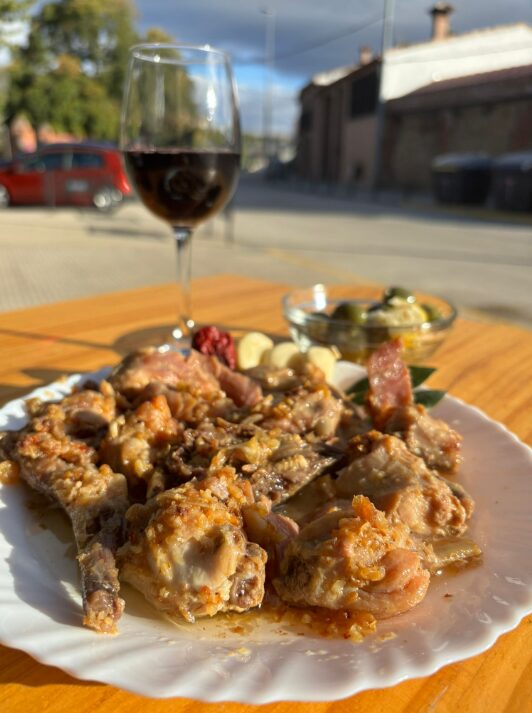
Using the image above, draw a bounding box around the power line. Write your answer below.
[275,15,383,62]
[234,14,383,65]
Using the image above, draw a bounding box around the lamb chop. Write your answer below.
[3,387,129,633]
[118,467,267,622]
[274,495,430,618]
[366,339,462,473]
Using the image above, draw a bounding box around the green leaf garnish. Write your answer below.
[413,389,446,408]
[409,366,436,388]
[346,377,369,396]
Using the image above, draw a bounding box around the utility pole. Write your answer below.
[371,0,395,193]
[261,7,276,165]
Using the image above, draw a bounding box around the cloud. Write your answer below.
[237,81,299,135]
[136,0,532,133]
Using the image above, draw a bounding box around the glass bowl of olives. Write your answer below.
[282,284,457,364]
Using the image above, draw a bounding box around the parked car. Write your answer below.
[0,143,131,210]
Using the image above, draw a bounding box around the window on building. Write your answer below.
[300,110,313,133]
[350,72,378,118]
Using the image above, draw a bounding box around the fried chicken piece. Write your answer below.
[274,495,430,618]
[110,348,262,407]
[7,400,128,632]
[366,339,462,473]
[334,431,473,537]
[118,468,267,622]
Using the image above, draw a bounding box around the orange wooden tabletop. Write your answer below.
[0,274,531,713]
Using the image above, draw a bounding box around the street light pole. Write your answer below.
[261,7,276,165]
[371,0,395,193]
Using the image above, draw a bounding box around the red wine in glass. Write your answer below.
[124,149,240,227]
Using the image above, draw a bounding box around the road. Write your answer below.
[0,175,530,327]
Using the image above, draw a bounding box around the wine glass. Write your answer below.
[120,43,241,345]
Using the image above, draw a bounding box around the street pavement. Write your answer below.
[0,175,530,328]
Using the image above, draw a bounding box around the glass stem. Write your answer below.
[172,227,194,342]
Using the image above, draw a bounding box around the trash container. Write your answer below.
[492,152,532,212]
[432,153,492,205]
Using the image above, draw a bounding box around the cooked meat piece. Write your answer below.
[366,339,462,473]
[110,348,262,408]
[60,385,117,439]
[224,431,338,504]
[203,352,263,407]
[109,348,221,400]
[367,338,412,430]
[275,474,338,525]
[118,468,267,622]
[274,495,430,618]
[384,404,462,474]
[7,405,128,632]
[421,536,482,572]
[242,499,299,577]
[134,381,238,426]
[4,392,129,633]
[245,366,302,392]
[100,394,183,498]
[164,420,337,504]
[258,385,344,440]
[334,432,473,537]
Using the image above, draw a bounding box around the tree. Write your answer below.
[0,0,33,47]
[5,0,139,140]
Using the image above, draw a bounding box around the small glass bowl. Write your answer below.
[282,284,457,365]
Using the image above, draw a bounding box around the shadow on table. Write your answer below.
[0,646,99,688]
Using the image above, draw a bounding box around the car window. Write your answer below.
[20,156,45,172]
[40,153,66,170]
[71,152,105,169]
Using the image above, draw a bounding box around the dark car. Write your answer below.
[0,143,131,210]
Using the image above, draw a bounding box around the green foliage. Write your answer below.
[0,0,32,24]
[4,0,151,140]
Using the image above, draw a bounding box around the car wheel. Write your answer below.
[92,187,122,212]
[0,184,11,208]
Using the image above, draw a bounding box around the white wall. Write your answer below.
[381,24,532,101]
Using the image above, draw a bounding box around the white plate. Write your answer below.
[0,364,531,703]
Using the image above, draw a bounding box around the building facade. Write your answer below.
[295,6,532,191]
[382,64,532,190]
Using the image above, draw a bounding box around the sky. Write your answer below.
[135,0,532,136]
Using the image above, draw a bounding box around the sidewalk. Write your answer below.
[0,177,530,328]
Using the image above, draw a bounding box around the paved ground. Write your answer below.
[0,175,530,328]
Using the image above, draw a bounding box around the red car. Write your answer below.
[0,143,131,210]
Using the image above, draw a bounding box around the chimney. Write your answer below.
[359,46,374,66]
[429,3,453,41]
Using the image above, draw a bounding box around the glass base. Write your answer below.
[112,322,194,356]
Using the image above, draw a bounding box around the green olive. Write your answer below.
[421,303,442,322]
[383,286,416,304]
[331,301,365,325]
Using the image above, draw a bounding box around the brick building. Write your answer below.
[295,6,532,191]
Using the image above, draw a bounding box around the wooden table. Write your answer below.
[0,275,530,713]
